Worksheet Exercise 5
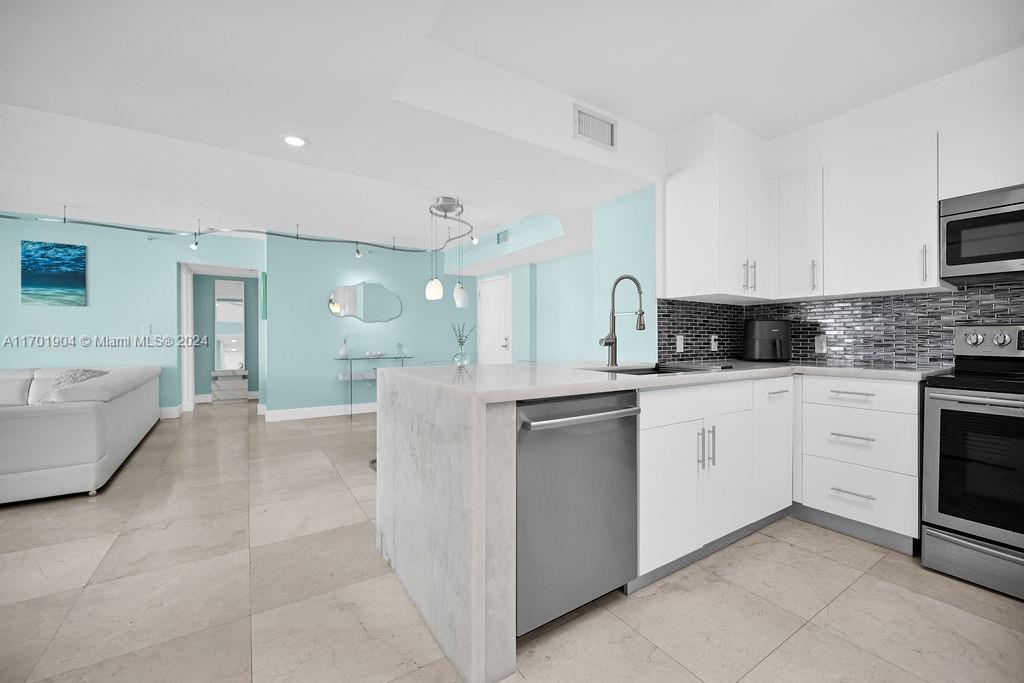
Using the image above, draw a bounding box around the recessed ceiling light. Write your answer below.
[281,135,308,147]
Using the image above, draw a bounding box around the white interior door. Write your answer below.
[477,275,513,364]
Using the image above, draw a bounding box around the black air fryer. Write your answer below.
[743,320,791,361]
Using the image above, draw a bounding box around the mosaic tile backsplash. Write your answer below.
[658,280,1024,366]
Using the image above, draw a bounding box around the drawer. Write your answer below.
[803,376,919,414]
[802,454,918,538]
[639,380,752,429]
[802,404,919,475]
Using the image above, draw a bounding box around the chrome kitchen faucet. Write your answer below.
[599,274,646,367]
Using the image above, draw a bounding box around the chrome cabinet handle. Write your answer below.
[830,390,876,398]
[697,427,706,470]
[922,244,928,282]
[830,432,876,443]
[830,486,876,501]
[742,260,750,290]
[708,425,717,466]
[811,259,817,291]
[750,261,757,292]
[768,389,790,396]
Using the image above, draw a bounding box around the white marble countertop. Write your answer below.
[378,359,950,403]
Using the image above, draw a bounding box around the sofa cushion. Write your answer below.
[0,370,34,406]
[29,369,110,405]
[52,366,160,403]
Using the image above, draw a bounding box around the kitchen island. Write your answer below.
[375,361,944,683]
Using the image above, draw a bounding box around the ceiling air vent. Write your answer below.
[574,104,616,151]
[496,229,510,245]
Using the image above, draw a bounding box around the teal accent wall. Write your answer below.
[265,235,476,411]
[0,214,265,407]
[475,185,658,364]
[193,274,259,394]
[449,213,564,271]
[592,185,658,364]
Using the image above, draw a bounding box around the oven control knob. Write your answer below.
[965,332,985,346]
[993,332,1013,347]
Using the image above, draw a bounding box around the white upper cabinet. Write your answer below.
[777,167,823,299]
[823,132,940,296]
[939,118,1024,200]
[663,159,776,302]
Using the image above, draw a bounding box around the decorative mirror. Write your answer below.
[215,280,246,370]
[328,282,403,322]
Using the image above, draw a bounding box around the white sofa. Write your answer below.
[0,366,161,504]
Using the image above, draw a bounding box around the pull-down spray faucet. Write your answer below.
[599,274,646,367]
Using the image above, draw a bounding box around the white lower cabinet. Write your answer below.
[638,419,705,575]
[802,455,918,538]
[637,380,792,576]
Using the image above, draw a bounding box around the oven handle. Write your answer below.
[925,528,1024,567]
[929,393,1024,409]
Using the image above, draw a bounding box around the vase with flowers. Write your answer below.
[451,323,475,366]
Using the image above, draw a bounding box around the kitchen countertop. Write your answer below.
[378,359,951,404]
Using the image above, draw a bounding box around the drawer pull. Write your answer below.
[768,389,790,396]
[829,431,876,443]
[830,486,876,501]
[830,390,876,398]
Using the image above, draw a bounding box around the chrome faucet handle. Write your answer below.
[599,333,616,347]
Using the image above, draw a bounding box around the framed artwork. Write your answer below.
[20,240,87,306]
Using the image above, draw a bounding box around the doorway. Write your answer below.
[477,274,513,364]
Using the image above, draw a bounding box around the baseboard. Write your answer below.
[789,503,914,554]
[194,394,212,404]
[264,401,376,422]
[257,403,266,415]
[160,405,182,419]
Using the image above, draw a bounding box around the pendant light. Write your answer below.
[425,212,443,300]
[453,221,468,308]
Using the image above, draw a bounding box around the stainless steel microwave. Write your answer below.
[940,183,1024,283]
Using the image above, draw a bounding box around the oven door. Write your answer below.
[923,387,1024,548]
[940,202,1024,280]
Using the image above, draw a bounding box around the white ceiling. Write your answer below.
[1,1,1022,256]
[429,0,1024,137]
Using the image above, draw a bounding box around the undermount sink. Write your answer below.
[588,364,707,375]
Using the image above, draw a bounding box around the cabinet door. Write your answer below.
[664,162,720,298]
[638,419,705,575]
[718,162,751,297]
[704,410,755,542]
[747,178,779,299]
[778,167,823,299]
[940,117,1024,199]
[752,378,794,520]
[824,133,939,296]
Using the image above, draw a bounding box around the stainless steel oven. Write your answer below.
[940,183,1024,283]
[921,325,1024,598]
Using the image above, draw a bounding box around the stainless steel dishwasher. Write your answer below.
[516,391,638,636]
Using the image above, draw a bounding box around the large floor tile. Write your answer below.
[517,603,699,681]
[0,497,137,555]
[760,516,888,571]
[145,461,249,496]
[29,549,250,681]
[741,622,923,682]
[0,534,117,607]
[392,658,460,682]
[334,459,378,489]
[812,574,1024,683]
[162,443,249,470]
[697,532,862,619]
[605,565,804,682]
[316,429,377,455]
[126,480,248,530]
[0,589,80,683]
[868,550,1024,633]
[350,483,377,520]
[42,618,251,683]
[249,451,346,506]
[91,510,248,583]
[251,573,442,682]
[248,436,320,460]
[249,489,366,547]
[250,521,388,613]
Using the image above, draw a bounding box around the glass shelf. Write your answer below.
[332,355,413,417]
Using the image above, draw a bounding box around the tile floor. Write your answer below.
[1,400,1022,682]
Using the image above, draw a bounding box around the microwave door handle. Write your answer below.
[930,393,1024,409]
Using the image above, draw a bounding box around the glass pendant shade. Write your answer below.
[425,277,444,300]
[453,281,468,308]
